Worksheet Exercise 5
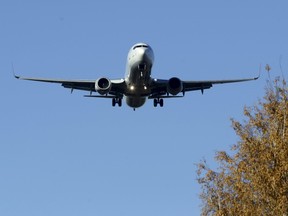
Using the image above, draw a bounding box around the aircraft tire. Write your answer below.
[153,99,157,107]
[159,99,164,107]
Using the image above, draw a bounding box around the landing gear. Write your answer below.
[112,98,122,107]
[153,98,164,107]
[159,99,164,107]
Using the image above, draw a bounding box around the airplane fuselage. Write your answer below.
[124,43,154,108]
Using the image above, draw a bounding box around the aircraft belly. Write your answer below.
[126,96,146,108]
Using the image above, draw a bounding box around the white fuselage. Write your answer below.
[124,43,155,108]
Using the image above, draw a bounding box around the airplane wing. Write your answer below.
[183,76,259,92]
[150,76,259,98]
[14,75,126,97]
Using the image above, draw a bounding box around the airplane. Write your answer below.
[15,42,259,110]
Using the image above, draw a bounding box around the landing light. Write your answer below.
[130,85,135,90]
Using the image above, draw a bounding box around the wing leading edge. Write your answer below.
[15,73,258,98]
[150,75,259,98]
[14,75,126,97]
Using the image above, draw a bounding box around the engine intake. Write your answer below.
[167,77,183,95]
[95,77,112,95]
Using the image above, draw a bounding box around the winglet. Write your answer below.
[256,64,262,80]
[12,63,20,79]
[250,64,261,81]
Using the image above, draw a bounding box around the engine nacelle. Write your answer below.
[95,77,112,95]
[167,77,183,95]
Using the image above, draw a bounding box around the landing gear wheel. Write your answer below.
[112,98,122,107]
[112,98,116,107]
[153,99,158,107]
[159,99,164,107]
[153,98,164,108]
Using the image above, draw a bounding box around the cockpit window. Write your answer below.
[133,44,148,50]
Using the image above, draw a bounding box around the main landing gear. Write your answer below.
[153,98,164,107]
[112,98,122,107]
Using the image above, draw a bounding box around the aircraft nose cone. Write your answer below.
[138,47,146,56]
[139,48,154,63]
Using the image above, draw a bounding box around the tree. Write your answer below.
[197,76,288,215]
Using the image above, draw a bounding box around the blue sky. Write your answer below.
[1,0,288,215]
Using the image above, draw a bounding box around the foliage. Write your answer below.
[197,77,288,215]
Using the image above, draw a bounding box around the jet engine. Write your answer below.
[95,77,112,95]
[167,77,183,95]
